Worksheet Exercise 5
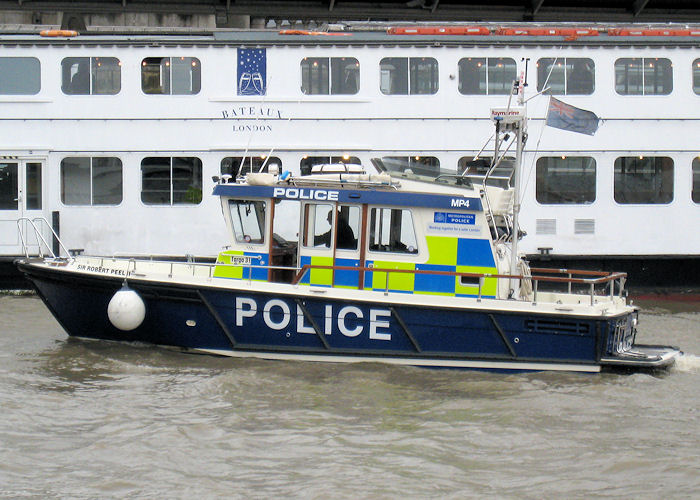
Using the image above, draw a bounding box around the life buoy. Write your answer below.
[39,29,79,37]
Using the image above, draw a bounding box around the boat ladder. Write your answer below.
[15,217,72,260]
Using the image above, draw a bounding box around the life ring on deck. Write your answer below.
[40,29,79,37]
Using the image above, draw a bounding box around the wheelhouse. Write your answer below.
[212,166,504,298]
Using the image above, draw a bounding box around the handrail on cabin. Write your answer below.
[290,263,626,305]
[291,264,625,285]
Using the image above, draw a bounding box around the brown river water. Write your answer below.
[0,294,698,499]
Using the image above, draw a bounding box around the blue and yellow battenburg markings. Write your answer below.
[216,237,497,298]
[362,237,497,297]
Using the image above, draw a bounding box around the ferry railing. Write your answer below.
[14,217,71,260]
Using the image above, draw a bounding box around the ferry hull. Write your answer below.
[18,261,678,373]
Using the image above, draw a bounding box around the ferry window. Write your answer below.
[221,156,282,178]
[0,162,18,209]
[381,156,439,176]
[369,208,418,254]
[61,157,123,205]
[300,155,361,175]
[229,199,266,244]
[693,59,700,95]
[26,162,42,210]
[380,57,438,95]
[141,57,201,95]
[536,157,596,204]
[615,58,672,95]
[141,157,202,205]
[692,157,700,203]
[537,58,594,95]
[614,156,673,204]
[458,58,516,95]
[301,57,359,95]
[0,57,40,95]
[61,57,121,95]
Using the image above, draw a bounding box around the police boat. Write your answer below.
[15,104,681,373]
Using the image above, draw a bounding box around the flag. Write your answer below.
[237,48,266,96]
[546,97,599,135]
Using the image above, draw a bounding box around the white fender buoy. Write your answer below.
[107,283,146,331]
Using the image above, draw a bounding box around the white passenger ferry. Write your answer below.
[1,24,699,287]
[14,96,682,372]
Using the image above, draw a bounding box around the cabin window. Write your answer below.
[60,157,123,205]
[381,156,440,177]
[458,57,516,95]
[536,58,594,95]
[614,156,673,204]
[303,203,335,248]
[303,204,359,250]
[229,199,266,244]
[380,57,438,95]
[141,57,201,95]
[141,157,202,205]
[299,155,361,175]
[693,59,700,95]
[0,57,40,95]
[536,157,596,204]
[369,208,418,254]
[300,57,359,95]
[221,156,282,178]
[615,58,672,95]
[337,206,360,250]
[61,57,121,95]
[692,157,700,203]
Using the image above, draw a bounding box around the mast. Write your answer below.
[510,75,526,296]
[490,73,527,297]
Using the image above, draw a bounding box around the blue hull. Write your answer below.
[21,264,616,371]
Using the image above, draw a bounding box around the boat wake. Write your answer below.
[671,353,700,373]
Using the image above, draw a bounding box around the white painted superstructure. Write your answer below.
[1,26,698,264]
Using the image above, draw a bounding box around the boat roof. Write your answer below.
[213,172,484,211]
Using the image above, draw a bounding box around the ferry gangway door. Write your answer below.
[297,202,364,289]
[0,159,48,257]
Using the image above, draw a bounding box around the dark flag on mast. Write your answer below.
[546,97,600,135]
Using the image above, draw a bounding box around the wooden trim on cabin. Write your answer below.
[358,204,368,290]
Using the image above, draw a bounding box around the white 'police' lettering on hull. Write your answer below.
[235,297,391,340]
[273,187,339,201]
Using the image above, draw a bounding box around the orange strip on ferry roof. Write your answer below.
[387,26,490,35]
[495,27,599,36]
[278,29,351,36]
[608,28,700,36]
[39,29,79,37]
